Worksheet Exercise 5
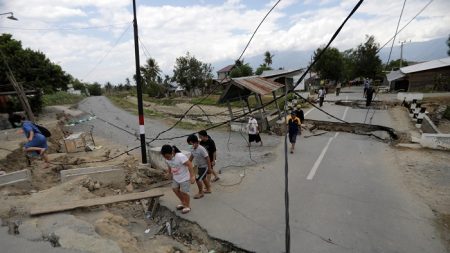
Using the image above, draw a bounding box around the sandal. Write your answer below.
[181,207,191,214]
[204,190,212,194]
[176,205,184,210]
[194,194,204,199]
[212,177,220,182]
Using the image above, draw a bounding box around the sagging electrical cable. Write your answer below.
[377,0,434,54]
[143,0,283,142]
[385,0,407,68]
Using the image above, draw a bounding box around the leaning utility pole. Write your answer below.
[132,0,147,164]
[6,72,35,122]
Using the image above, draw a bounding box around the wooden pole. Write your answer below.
[273,91,281,119]
[257,94,270,131]
[6,72,35,122]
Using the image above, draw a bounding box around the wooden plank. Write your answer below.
[30,189,164,216]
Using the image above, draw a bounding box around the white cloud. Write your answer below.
[1,0,448,84]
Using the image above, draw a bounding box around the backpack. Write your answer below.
[34,124,51,138]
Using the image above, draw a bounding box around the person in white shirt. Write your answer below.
[247,115,263,147]
[318,87,326,107]
[161,145,195,214]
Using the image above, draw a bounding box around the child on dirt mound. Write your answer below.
[161,145,195,214]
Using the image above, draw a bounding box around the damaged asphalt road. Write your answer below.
[75,96,446,253]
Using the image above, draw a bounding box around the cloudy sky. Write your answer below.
[1,0,449,84]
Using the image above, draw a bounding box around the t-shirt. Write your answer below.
[22,121,42,139]
[200,136,216,161]
[318,89,326,98]
[166,153,190,183]
[247,118,258,135]
[288,117,301,135]
[191,145,209,168]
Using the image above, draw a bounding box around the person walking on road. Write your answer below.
[366,86,375,106]
[247,115,263,147]
[287,111,301,153]
[198,130,220,182]
[336,82,342,96]
[318,87,326,107]
[187,134,212,199]
[363,78,370,98]
[161,145,195,214]
[295,105,305,123]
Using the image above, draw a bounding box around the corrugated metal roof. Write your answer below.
[232,76,284,95]
[260,68,303,78]
[400,57,450,74]
[217,64,234,73]
[386,70,405,82]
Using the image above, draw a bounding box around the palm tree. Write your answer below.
[140,58,161,85]
[264,51,274,66]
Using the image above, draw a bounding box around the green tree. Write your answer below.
[264,51,274,66]
[0,34,71,94]
[255,63,272,75]
[229,59,253,78]
[140,58,161,87]
[447,34,450,56]
[87,83,102,96]
[342,49,356,81]
[312,46,343,82]
[384,59,409,71]
[353,35,382,79]
[173,52,213,94]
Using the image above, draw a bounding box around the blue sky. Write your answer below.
[1,0,449,84]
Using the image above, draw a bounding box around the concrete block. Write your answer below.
[60,166,125,186]
[397,92,423,102]
[420,133,450,150]
[148,147,190,171]
[0,169,31,187]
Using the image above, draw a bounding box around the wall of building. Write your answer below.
[408,67,450,92]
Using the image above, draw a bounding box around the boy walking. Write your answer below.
[198,130,220,182]
[247,115,263,147]
[318,87,326,107]
[287,111,301,154]
[187,134,212,199]
[161,145,195,214]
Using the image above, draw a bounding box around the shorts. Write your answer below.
[24,133,48,150]
[248,134,261,143]
[172,180,190,193]
[289,133,298,143]
[196,167,208,181]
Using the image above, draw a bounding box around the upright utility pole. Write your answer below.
[399,40,410,68]
[132,0,147,164]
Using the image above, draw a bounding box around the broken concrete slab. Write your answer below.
[60,165,125,186]
[0,169,31,188]
[420,133,450,150]
[30,189,164,216]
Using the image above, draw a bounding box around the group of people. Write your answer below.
[160,130,220,214]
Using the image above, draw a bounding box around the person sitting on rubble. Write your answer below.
[161,145,195,214]
[18,115,50,168]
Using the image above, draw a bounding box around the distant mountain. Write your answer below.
[211,36,448,76]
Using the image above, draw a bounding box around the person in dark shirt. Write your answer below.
[287,111,301,154]
[295,105,304,123]
[198,130,220,182]
[366,87,375,106]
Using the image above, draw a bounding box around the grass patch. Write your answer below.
[108,95,136,111]
[42,91,84,106]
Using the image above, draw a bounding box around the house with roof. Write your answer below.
[386,57,450,92]
[216,64,234,80]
